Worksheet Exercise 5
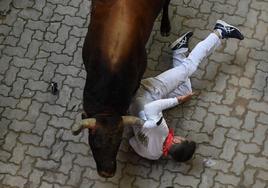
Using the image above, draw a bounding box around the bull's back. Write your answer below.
[82,0,164,115]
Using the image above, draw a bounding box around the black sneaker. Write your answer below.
[214,20,244,40]
[170,31,193,51]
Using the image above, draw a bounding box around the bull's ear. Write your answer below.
[72,118,96,135]
[121,116,144,126]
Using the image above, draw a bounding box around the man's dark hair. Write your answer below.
[168,140,196,162]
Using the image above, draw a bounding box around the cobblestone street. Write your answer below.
[0,0,267,187]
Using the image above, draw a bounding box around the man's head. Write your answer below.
[168,136,196,162]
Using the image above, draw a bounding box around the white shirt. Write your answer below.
[129,97,179,160]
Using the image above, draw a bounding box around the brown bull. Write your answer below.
[72,0,172,178]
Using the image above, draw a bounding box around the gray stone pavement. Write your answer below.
[0,0,267,187]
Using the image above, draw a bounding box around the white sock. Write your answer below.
[216,29,223,38]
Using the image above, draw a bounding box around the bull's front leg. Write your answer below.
[160,0,171,36]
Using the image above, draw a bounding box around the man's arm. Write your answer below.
[144,93,194,122]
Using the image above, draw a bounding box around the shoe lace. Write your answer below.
[179,37,188,46]
[218,25,235,34]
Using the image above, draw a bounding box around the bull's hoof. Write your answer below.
[161,30,170,37]
[160,23,171,37]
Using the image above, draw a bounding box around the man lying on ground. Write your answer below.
[128,20,244,161]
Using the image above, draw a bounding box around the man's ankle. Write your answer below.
[213,29,222,39]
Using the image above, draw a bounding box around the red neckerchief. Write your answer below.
[163,128,174,157]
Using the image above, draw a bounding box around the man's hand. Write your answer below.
[176,92,196,104]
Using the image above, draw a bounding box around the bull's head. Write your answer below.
[72,115,144,178]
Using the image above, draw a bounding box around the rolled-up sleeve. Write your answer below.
[144,98,179,121]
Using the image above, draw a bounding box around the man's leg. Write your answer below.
[155,20,244,97]
[154,32,221,97]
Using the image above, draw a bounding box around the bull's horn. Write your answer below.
[72,118,96,135]
[122,116,144,126]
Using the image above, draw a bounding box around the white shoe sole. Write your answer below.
[170,31,192,49]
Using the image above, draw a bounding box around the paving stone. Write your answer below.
[0,161,19,175]
[41,62,58,81]
[2,108,27,120]
[49,116,74,129]
[29,169,44,188]
[40,41,65,53]
[25,101,43,123]
[55,5,77,16]
[42,103,66,116]
[220,138,238,161]
[227,128,253,142]
[210,159,232,173]
[210,127,227,148]
[251,124,267,145]
[0,0,12,16]
[0,55,12,74]
[67,164,84,186]
[215,172,240,186]
[3,35,19,46]
[202,113,217,134]
[257,170,268,182]
[252,179,266,188]
[48,52,72,65]
[192,106,207,121]
[18,68,42,81]
[32,113,51,136]
[36,158,59,170]
[26,145,51,159]
[198,168,217,188]
[32,58,47,71]
[76,0,90,18]
[3,65,19,86]
[19,133,42,145]
[63,15,86,27]
[0,84,11,96]
[241,168,256,187]
[55,24,71,44]
[247,155,268,170]
[44,31,57,42]
[65,142,89,156]
[230,152,247,175]
[40,126,56,148]
[43,171,68,185]
[2,131,18,151]
[19,7,42,20]
[235,0,251,17]
[263,139,268,157]
[40,3,56,21]
[18,29,35,48]
[17,155,35,178]
[10,142,28,164]
[238,142,261,154]
[217,115,242,129]
[39,181,53,188]
[80,178,95,188]
[2,174,27,188]
[25,40,42,59]
[26,20,49,31]
[9,77,27,98]
[208,103,232,116]
[173,173,200,187]
[49,139,67,161]
[59,152,76,174]
[196,144,221,158]
[9,120,35,133]
[25,79,48,92]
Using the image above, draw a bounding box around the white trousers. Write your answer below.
[143,33,221,100]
